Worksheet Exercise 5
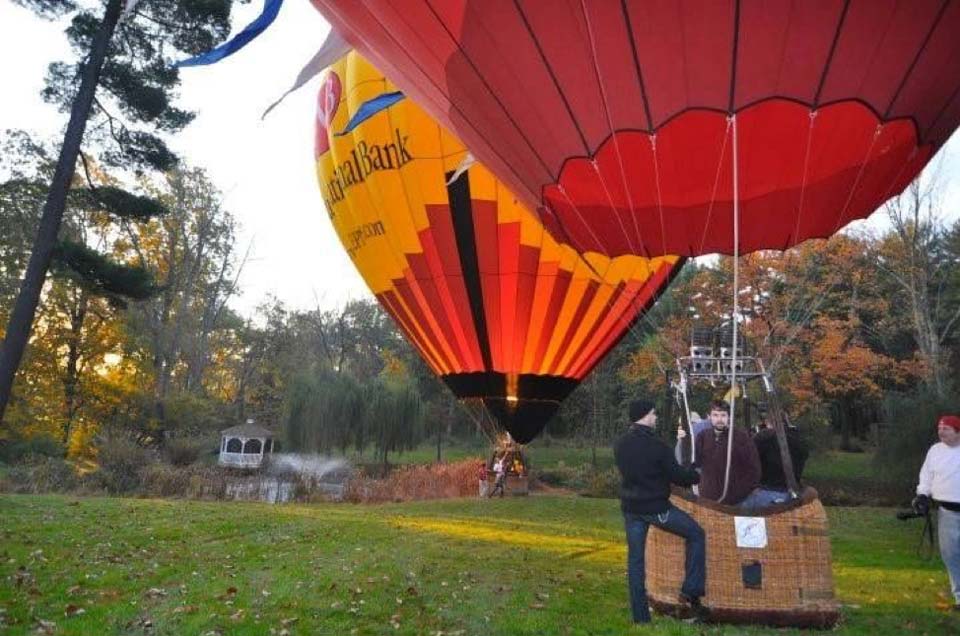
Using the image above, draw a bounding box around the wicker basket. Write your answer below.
[646,487,839,628]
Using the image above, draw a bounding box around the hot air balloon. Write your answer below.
[314,51,683,444]
[309,0,959,259]
[301,2,960,626]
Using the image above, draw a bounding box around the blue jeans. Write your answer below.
[940,508,960,604]
[624,505,706,622]
[740,487,790,508]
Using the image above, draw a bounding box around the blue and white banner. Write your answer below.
[175,0,284,68]
[262,29,351,119]
[336,92,406,136]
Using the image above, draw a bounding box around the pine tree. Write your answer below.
[0,0,248,424]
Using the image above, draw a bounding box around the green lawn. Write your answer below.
[804,450,875,481]
[1,495,955,635]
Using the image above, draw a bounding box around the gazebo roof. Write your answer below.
[220,422,273,438]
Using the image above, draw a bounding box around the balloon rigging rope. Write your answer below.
[696,118,734,256]
[720,114,740,505]
[579,0,644,257]
[769,123,888,372]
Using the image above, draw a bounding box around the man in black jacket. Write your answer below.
[614,399,707,623]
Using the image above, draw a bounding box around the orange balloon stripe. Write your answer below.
[378,290,445,375]
[314,51,683,441]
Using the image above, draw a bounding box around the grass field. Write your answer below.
[1,494,956,635]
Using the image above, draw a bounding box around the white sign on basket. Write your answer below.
[734,516,768,549]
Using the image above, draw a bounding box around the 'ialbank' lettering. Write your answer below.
[322,128,413,211]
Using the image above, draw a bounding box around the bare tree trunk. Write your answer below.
[0,0,123,425]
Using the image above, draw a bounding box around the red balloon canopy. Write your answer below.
[310,0,960,257]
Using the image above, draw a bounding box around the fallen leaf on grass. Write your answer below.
[35,619,56,634]
[281,617,298,627]
[529,602,546,610]
[14,567,34,587]
[144,588,166,599]
[173,605,198,614]
[64,605,85,618]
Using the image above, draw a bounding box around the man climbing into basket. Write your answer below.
[695,400,761,505]
[614,399,708,623]
[913,414,960,611]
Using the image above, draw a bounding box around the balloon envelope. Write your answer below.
[314,52,683,442]
[310,0,960,257]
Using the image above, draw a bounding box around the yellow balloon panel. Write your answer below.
[314,52,683,442]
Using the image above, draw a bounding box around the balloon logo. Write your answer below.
[314,71,341,158]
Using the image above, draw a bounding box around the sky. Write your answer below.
[1,0,367,316]
[2,0,959,319]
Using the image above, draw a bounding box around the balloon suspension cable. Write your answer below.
[679,372,696,463]
[675,369,700,496]
[720,114,740,505]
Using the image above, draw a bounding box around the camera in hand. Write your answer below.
[897,494,931,520]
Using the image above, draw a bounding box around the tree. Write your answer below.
[367,377,424,471]
[1,132,167,452]
[876,174,960,398]
[117,167,241,442]
[791,316,917,450]
[0,0,244,424]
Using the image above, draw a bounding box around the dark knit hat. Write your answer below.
[629,399,655,423]
[938,415,960,432]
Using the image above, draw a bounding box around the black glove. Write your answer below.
[912,494,931,516]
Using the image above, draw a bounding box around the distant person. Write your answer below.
[489,454,506,498]
[695,400,761,505]
[477,461,489,498]
[913,415,960,611]
[675,410,710,464]
[614,399,707,624]
[740,419,809,508]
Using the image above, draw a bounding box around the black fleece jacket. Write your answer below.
[614,424,700,514]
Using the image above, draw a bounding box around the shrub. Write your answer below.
[0,435,66,463]
[583,467,620,498]
[533,462,591,490]
[140,463,192,497]
[343,458,479,503]
[94,437,152,494]
[163,437,209,466]
[139,464,232,499]
[0,456,79,494]
[875,389,960,490]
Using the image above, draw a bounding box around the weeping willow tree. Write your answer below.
[284,370,365,454]
[365,378,424,470]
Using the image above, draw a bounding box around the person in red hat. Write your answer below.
[913,414,960,611]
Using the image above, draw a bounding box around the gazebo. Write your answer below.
[218,420,274,468]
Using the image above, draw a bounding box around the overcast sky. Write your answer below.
[2,0,959,319]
